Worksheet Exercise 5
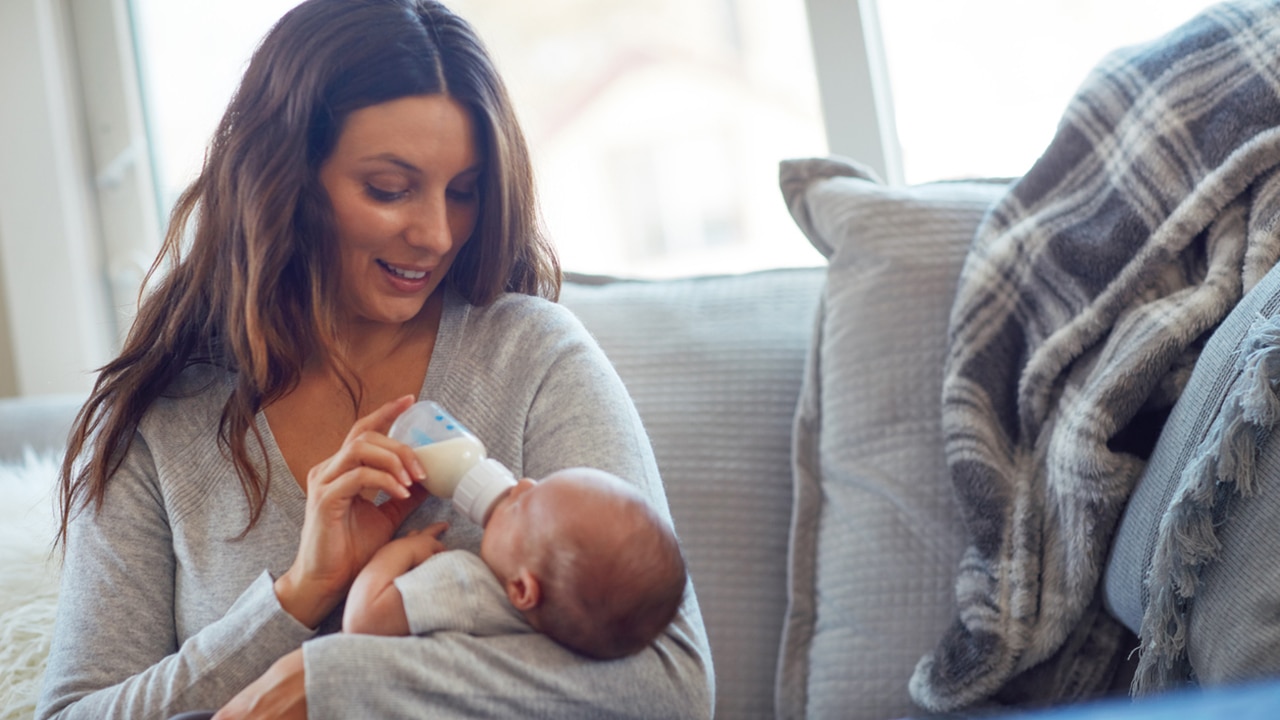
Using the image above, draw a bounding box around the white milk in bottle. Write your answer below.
[388,400,517,525]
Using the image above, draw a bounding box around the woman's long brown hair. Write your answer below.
[56,0,559,546]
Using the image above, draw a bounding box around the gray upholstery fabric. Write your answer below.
[777,156,1006,720]
[1105,258,1280,688]
[1187,422,1280,685]
[0,394,82,463]
[559,268,824,720]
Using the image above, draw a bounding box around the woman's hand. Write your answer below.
[212,649,305,720]
[274,395,429,628]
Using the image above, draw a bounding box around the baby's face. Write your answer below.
[479,477,544,579]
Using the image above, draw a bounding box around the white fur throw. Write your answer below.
[0,452,62,720]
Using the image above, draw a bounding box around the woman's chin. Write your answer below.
[342,284,443,330]
[346,303,427,329]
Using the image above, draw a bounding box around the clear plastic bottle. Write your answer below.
[388,400,517,525]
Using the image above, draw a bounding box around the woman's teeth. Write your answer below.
[380,261,427,280]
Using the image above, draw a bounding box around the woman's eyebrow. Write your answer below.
[358,153,421,173]
[358,154,484,178]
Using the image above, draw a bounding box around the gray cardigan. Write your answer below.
[36,290,714,720]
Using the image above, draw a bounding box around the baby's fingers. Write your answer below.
[411,521,449,538]
[404,522,450,563]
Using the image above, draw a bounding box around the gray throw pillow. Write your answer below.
[1104,258,1280,691]
[777,156,1007,720]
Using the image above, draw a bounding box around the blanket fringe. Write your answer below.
[1134,313,1280,693]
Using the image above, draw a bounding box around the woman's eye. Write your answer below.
[447,187,478,203]
[365,183,408,202]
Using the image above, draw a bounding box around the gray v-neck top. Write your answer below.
[37,290,714,720]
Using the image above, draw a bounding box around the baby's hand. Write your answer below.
[344,522,450,635]
[396,522,450,565]
[366,521,450,573]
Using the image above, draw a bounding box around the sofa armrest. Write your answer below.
[0,394,83,463]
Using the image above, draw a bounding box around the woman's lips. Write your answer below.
[377,259,433,292]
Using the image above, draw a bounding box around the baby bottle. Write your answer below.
[388,400,517,525]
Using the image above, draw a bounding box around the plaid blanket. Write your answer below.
[909,1,1280,711]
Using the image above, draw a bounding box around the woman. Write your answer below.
[36,1,713,718]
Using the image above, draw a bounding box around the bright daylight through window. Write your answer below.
[876,0,1217,183]
[130,0,828,279]
[130,0,1218,278]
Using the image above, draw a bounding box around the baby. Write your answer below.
[343,466,687,660]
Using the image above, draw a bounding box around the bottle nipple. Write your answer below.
[453,459,518,526]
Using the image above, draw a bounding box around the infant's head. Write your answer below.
[479,467,686,660]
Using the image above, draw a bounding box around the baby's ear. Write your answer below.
[505,569,541,611]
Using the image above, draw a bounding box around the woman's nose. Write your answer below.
[404,193,454,254]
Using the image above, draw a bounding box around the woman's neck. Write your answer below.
[289,291,443,418]
[334,292,444,375]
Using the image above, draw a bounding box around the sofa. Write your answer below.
[14,135,1280,718]
[0,157,1002,720]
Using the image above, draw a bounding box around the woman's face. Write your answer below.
[319,94,482,329]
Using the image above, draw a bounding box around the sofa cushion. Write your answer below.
[777,156,1007,720]
[1104,257,1280,690]
[559,268,824,720]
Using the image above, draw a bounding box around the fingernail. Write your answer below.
[412,460,427,480]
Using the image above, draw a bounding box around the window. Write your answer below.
[0,0,1234,394]
[454,0,829,277]
[875,0,1216,183]
[129,0,829,279]
[131,0,304,211]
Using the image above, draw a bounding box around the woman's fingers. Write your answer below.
[307,430,420,492]
[328,397,429,483]
[280,396,431,628]
[347,394,415,440]
[320,465,415,503]
[351,429,426,483]
[377,482,430,527]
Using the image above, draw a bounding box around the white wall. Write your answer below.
[0,0,150,398]
[0,226,17,398]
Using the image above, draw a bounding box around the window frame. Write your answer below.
[0,0,896,396]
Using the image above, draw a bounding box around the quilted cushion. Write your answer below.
[560,268,824,720]
[777,156,1006,720]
